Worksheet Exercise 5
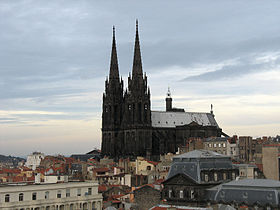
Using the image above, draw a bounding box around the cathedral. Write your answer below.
[101,21,224,160]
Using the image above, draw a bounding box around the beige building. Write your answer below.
[234,164,257,179]
[0,181,102,210]
[262,144,280,180]
[135,157,158,176]
[203,137,238,159]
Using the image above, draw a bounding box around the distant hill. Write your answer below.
[0,154,25,166]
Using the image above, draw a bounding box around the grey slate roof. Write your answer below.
[204,137,229,142]
[207,179,280,207]
[174,150,228,160]
[222,178,280,188]
[166,150,234,183]
[151,111,219,128]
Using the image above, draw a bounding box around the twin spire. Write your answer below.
[109,20,143,81]
[109,26,119,80]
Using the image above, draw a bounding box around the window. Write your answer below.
[223,143,226,148]
[204,174,209,182]
[214,143,217,148]
[169,190,172,198]
[5,194,10,202]
[232,172,236,180]
[66,189,70,197]
[19,193,24,201]
[88,188,92,196]
[144,104,148,110]
[32,192,37,200]
[214,172,218,181]
[242,192,248,199]
[218,143,221,148]
[45,191,49,199]
[57,190,61,198]
[208,143,212,148]
[179,190,183,199]
[223,173,227,180]
[190,189,195,199]
[147,166,151,170]
[77,188,81,196]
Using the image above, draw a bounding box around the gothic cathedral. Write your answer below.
[101,21,223,160]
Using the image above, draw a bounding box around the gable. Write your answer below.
[163,173,197,186]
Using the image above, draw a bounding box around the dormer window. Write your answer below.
[214,172,218,181]
[205,174,209,182]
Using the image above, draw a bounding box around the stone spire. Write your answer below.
[109,26,119,80]
[132,20,143,79]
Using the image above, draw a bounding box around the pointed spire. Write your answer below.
[109,25,120,80]
[132,19,143,79]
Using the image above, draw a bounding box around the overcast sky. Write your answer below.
[0,0,280,156]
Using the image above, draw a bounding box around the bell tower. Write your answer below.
[101,26,124,157]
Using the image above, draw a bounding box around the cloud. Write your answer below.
[1,0,280,155]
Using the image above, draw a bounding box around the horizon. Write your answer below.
[0,0,280,156]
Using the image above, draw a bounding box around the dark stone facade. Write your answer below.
[101,22,223,160]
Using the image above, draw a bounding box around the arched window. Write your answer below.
[5,194,10,202]
[147,166,151,170]
[19,193,24,201]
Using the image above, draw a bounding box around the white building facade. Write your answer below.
[0,181,102,210]
[25,152,45,170]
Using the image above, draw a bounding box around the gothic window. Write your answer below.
[218,143,221,148]
[223,143,226,147]
[19,193,24,201]
[209,143,212,148]
[144,104,148,110]
[214,143,217,147]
